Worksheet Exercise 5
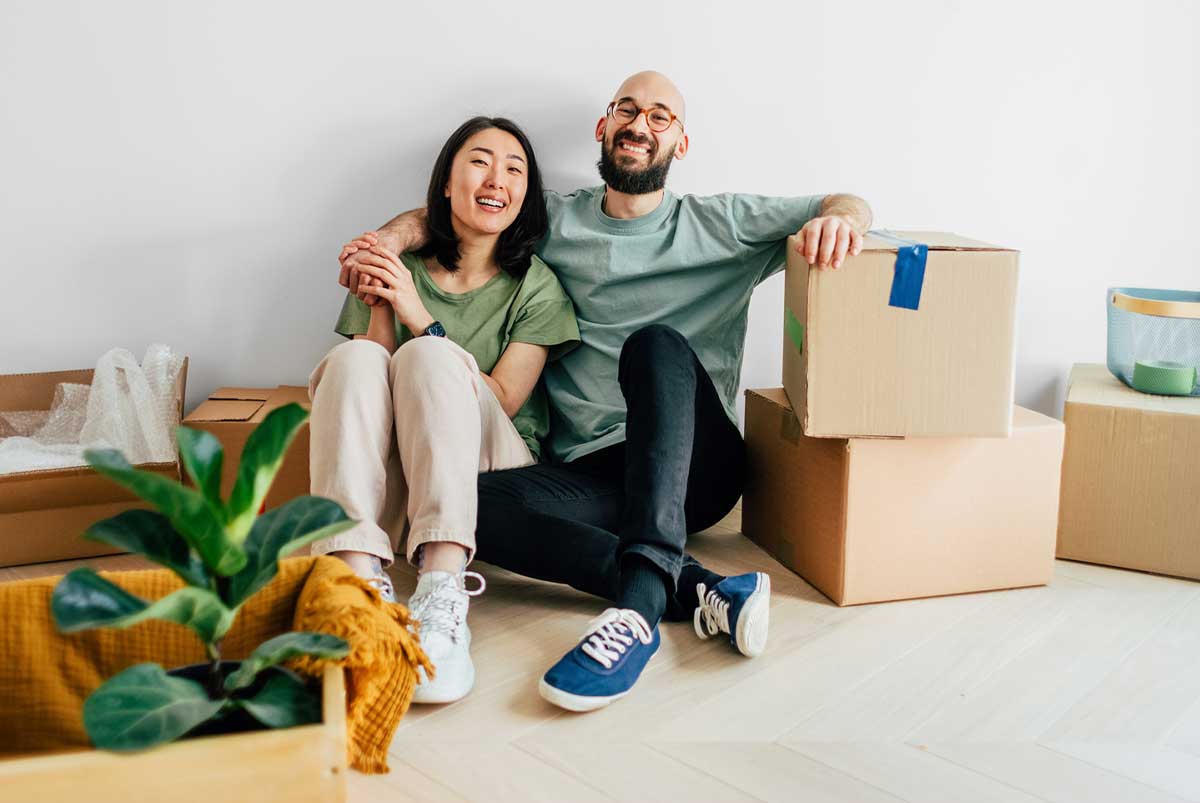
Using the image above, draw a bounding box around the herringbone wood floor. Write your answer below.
[7,505,1200,802]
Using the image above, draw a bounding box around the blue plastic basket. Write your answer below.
[1107,287,1200,396]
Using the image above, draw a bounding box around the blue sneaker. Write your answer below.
[694,572,771,657]
[538,608,659,712]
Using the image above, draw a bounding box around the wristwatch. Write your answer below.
[421,320,447,338]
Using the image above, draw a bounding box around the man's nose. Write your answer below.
[626,112,651,137]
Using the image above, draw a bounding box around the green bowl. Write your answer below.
[1131,360,1197,396]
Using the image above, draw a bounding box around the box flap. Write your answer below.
[0,369,95,412]
[185,398,265,423]
[862,230,1014,252]
[211,387,273,402]
[1067,364,1200,416]
[266,385,311,408]
[747,387,791,410]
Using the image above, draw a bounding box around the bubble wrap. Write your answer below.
[0,344,184,475]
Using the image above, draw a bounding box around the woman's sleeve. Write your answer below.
[333,291,371,339]
[508,263,580,361]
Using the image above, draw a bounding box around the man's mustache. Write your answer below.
[613,133,656,156]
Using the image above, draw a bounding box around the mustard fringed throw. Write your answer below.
[0,556,429,773]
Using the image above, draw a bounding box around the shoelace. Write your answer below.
[409,571,486,643]
[693,582,730,641]
[580,609,653,669]
[365,573,396,604]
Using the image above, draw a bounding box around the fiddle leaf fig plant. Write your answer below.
[52,403,356,751]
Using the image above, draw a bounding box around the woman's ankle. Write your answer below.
[330,549,384,578]
[416,542,470,575]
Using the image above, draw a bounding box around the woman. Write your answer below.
[307,117,579,704]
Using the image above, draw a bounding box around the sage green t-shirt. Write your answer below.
[536,187,825,463]
[333,252,580,460]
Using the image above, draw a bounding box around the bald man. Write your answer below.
[337,70,872,711]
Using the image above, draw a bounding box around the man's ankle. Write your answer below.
[616,557,669,627]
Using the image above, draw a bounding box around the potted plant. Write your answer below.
[50,402,356,751]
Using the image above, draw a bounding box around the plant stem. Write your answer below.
[205,640,224,699]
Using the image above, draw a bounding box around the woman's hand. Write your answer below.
[339,230,402,306]
[353,246,435,335]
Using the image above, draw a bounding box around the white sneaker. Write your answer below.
[408,570,485,704]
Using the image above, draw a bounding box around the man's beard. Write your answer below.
[597,134,674,195]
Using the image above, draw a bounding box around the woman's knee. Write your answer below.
[310,338,390,396]
[389,336,473,384]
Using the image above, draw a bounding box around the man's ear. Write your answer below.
[595,117,607,143]
[673,133,689,160]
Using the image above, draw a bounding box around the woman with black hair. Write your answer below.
[306,117,579,704]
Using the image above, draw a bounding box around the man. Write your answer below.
[339,70,871,711]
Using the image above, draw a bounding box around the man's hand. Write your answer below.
[795,216,863,271]
[338,230,403,306]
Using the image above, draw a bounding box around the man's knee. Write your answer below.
[619,324,691,379]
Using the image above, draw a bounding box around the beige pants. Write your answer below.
[307,337,534,567]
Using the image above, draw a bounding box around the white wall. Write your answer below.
[2,1,1196,422]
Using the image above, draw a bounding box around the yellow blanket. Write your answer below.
[0,555,430,773]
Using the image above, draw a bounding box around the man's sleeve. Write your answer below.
[333,291,370,339]
[727,193,826,283]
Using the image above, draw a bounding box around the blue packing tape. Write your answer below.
[870,230,928,311]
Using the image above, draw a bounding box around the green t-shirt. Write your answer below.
[537,186,825,463]
[333,252,580,460]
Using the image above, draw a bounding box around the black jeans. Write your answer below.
[474,324,745,621]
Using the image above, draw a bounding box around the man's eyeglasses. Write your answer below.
[606,101,684,134]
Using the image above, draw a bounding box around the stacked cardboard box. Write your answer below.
[744,232,1065,605]
[0,361,188,567]
[181,386,312,511]
[1057,364,1200,579]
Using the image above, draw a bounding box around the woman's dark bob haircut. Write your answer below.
[418,116,547,279]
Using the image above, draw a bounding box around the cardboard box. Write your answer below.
[742,388,1064,606]
[182,386,311,510]
[783,231,1019,438]
[0,362,187,567]
[1057,364,1200,579]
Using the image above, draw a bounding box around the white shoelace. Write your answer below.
[693,582,730,641]
[409,571,486,644]
[580,609,653,669]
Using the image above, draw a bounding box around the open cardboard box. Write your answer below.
[0,361,188,568]
[182,386,311,511]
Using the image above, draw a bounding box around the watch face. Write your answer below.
[425,321,447,338]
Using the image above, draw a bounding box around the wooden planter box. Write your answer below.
[0,665,346,803]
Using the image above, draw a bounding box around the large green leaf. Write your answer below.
[176,426,225,510]
[84,663,223,751]
[83,510,209,588]
[52,567,145,630]
[84,448,247,576]
[237,671,321,729]
[224,631,348,692]
[53,568,236,643]
[223,495,354,608]
[224,404,310,543]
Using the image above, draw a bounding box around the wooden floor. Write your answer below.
[7,506,1200,803]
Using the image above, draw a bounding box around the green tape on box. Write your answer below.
[785,308,804,355]
[1131,360,1197,396]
